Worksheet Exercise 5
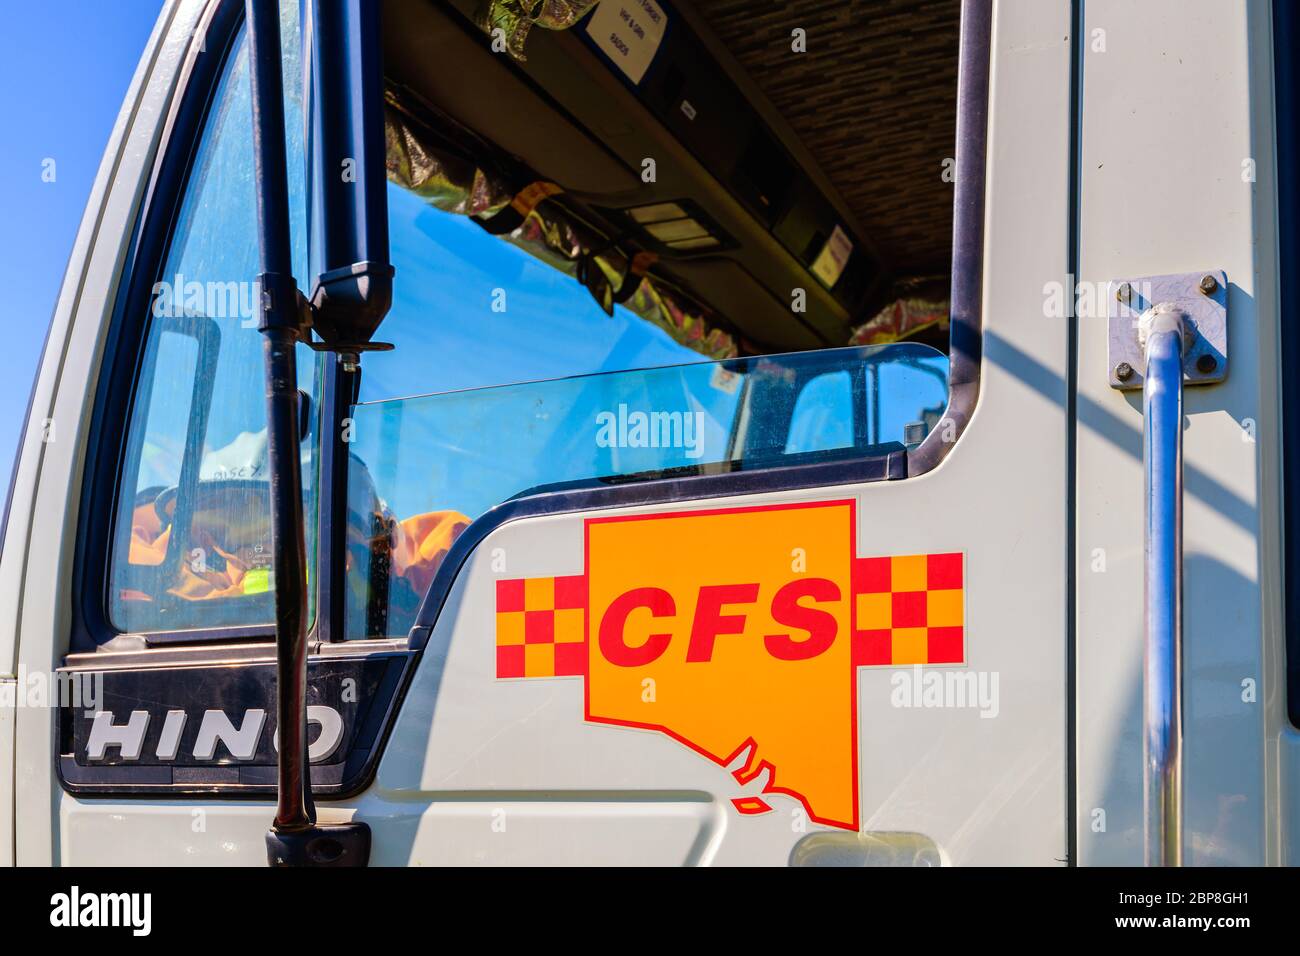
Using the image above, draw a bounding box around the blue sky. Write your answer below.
[0,3,163,496]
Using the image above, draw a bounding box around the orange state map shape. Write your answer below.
[584,501,859,830]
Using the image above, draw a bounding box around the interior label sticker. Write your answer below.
[586,0,668,85]
[811,224,854,289]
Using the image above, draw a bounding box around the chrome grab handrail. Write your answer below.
[1140,303,1184,867]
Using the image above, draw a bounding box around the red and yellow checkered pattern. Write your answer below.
[495,575,587,678]
[495,553,963,675]
[851,552,964,666]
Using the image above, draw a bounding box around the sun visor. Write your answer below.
[385,96,514,217]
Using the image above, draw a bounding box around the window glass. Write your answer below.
[134,330,200,490]
[344,343,948,639]
[109,3,311,635]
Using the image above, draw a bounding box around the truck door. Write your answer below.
[11,0,1075,865]
[340,0,1073,866]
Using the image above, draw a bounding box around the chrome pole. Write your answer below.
[1141,303,1184,867]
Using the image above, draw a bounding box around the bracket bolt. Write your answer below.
[1115,361,1134,382]
[1116,282,1133,304]
[1199,274,1218,295]
[1196,353,1218,374]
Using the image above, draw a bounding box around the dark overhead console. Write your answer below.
[391,0,886,348]
[573,0,877,309]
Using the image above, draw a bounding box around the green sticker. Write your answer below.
[243,567,272,595]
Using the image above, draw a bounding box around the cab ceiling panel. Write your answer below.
[382,0,899,351]
[690,0,961,277]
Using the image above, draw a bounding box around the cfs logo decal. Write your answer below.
[493,499,964,831]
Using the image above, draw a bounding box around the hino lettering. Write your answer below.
[85,706,344,763]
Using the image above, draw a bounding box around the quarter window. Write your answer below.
[108,5,311,636]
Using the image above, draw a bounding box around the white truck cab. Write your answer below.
[0,0,1296,867]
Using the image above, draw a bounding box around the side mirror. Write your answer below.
[304,0,394,350]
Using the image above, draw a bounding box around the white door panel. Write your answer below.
[343,0,1076,867]
[366,799,722,867]
[60,802,269,867]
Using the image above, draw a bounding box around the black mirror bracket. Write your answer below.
[259,265,395,358]
[267,821,373,868]
[306,260,396,355]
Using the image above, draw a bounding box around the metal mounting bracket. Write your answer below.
[1107,270,1228,390]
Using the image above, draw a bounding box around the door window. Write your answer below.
[344,343,947,639]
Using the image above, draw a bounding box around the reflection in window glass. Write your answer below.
[343,133,951,640]
[359,187,708,404]
[109,4,312,635]
[786,371,854,454]
[135,331,200,490]
[872,353,951,448]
